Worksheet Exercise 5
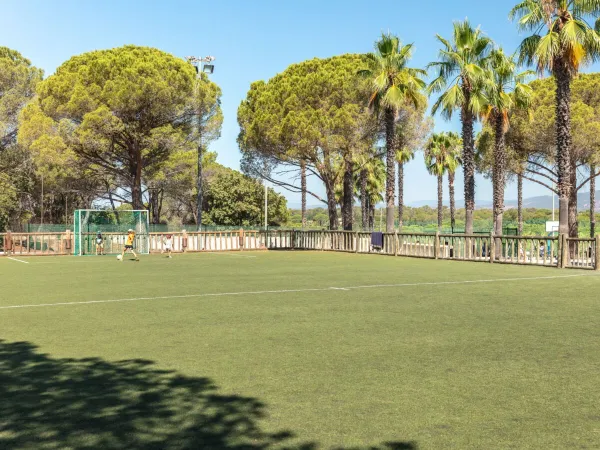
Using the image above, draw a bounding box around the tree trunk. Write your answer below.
[324,178,338,230]
[196,144,203,231]
[591,164,596,238]
[149,189,161,224]
[131,169,143,210]
[461,91,475,234]
[437,174,443,231]
[397,161,404,231]
[449,171,456,231]
[300,160,307,229]
[342,149,353,231]
[568,156,578,239]
[360,169,368,230]
[384,107,396,232]
[554,62,572,236]
[368,198,375,231]
[493,114,506,238]
[517,171,523,236]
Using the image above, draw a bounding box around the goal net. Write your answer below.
[73,210,150,256]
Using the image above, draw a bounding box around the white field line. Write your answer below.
[0,273,596,311]
[203,252,258,258]
[7,257,29,264]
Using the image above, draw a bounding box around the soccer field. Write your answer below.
[1,251,599,449]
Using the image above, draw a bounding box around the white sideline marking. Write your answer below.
[0,273,596,311]
[7,257,29,264]
[204,252,257,258]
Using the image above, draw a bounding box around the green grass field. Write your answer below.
[1,251,599,449]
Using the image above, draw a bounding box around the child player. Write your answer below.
[120,229,139,261]
[163,234,173,258]
[95,231,104,256]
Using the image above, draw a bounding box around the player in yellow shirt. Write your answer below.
[120,229,139,261]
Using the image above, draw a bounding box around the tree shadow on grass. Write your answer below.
[0,340,416,449]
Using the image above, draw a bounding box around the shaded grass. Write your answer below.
[1,252,599,448]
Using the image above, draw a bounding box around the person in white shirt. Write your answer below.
[163,234,173,258]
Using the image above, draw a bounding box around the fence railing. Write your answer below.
[2,229,598,270]
[0,232,73,256]
[261,230,600,270]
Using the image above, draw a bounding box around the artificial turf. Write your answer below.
[0,251,599,449]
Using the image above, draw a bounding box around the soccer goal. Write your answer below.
[73,210,150,256]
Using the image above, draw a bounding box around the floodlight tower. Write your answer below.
[186,55,216,231]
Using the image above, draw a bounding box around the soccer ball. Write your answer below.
[116,254,123,261]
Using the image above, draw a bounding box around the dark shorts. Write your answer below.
[125,245,134,250]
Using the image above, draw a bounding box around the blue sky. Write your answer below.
[1,0,574,207]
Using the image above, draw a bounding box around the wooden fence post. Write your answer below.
[595,235,600,271]
[489,232,495,264]
[559,233,567,268]
[434,231,440,260]
[182,230,188,253]
[5,231,12,255]
[354,231,359,253]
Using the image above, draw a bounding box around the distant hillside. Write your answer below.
[289,191,600,211]
[408,191,600,211]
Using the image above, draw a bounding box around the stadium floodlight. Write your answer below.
[185,54,216,231]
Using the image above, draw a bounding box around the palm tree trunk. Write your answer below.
[342,149,353,231]
[437,174,443,231]
[397,161,404,231]
[325,187,338,230]
[568,156,578,239]
[493,114,506,238]
[384,107,396,232]
[449,171,456,231]
[554,63,572,236]
[517,170,523,236]
[360,169,368,230]
[300,160,307,229]
[591,164,596,238]
[461,93,475,234]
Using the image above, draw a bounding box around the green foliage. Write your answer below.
[428,20,493,120]
[0,47,43,230]
[359,33,427,113]
[203,164,288,226]
[19,45,221,210]
[425,132,462,178]
[510,0,600,76]
[238,54,378,227]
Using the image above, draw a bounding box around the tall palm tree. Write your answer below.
[591,164,596,237]
[360,33,427,232]
[425,132,461,231]
[444,133,463,231]
[510,0,600,235]
[483,48,533,237]
[396,146,415,231]
[354,154,386,231]
[428,20,493,234]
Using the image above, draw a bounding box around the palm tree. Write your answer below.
[428,20,493,234]
[444,133,463,231]
[354,154,386,231]
[360,33,427,232]
[425,132,461,231]
[396,146,415,231]
[510,0,600,235]
[483,48,533,237]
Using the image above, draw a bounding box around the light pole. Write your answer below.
[264,181,268,229]
[186,55,215,231]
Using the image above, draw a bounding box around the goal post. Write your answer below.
[73,210,150,255]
